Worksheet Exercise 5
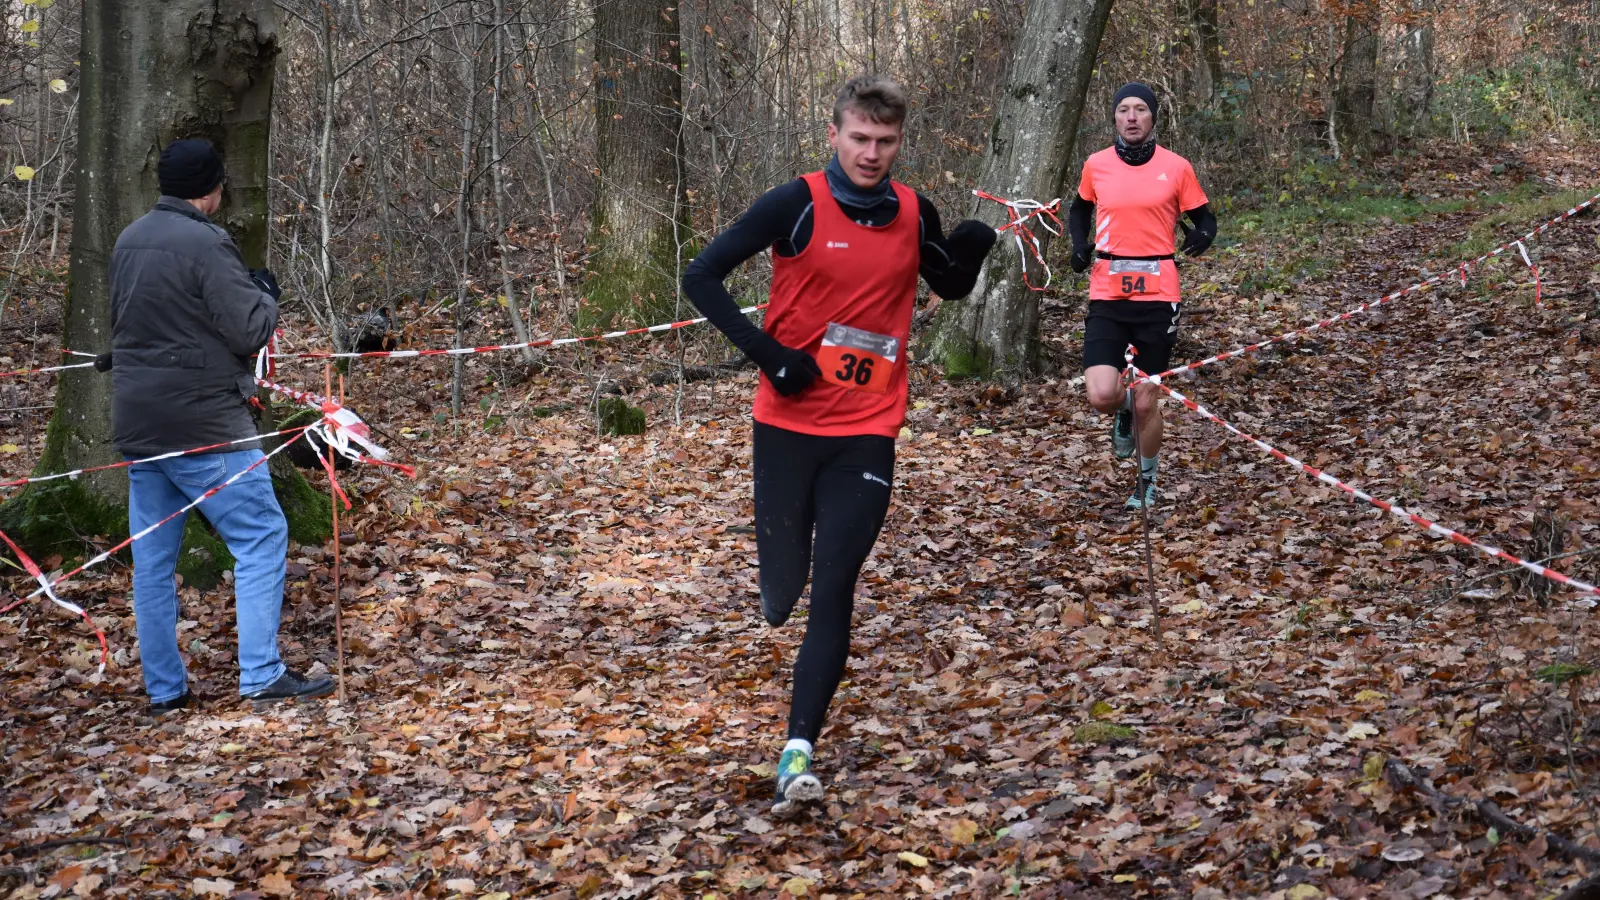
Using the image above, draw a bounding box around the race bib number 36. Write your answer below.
[1109,258,1162,298]
[817,323,898,394]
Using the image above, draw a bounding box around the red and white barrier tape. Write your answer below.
[1138,366,1599,602]
[2,360,97,379]
[1,426,316,491]
[4,377,408,491]
[4,432,306,611]
[1143,188,1599,384]
[255,330,280,380]
[975,190,1062,291]
[1512,240,1542,307]
[0,525,108,672]
[254,377,413,480]
[0,430,317,672]
[268,303,770,362]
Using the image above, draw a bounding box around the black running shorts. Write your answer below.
[1082,300,1181,373]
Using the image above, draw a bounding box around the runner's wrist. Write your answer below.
[746,332,791,371]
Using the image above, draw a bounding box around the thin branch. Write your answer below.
[1385,759,1600,866]
[10,836,131,857]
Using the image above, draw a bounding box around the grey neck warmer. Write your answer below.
[824,153,893,209]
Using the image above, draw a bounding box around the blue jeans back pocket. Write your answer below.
[168,455,227,490]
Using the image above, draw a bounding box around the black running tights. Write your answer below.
[752,421,895,744]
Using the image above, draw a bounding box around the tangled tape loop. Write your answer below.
[974,190,1062,291]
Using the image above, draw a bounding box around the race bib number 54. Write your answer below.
[817,323,898,394]
[1108,258,1162,298]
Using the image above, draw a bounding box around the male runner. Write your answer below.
[1068,82,1217,509]
[683,75,997,813]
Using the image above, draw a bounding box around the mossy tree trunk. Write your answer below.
[923,0,1114,382]
[585,0,688,328]
[0,0,328,582]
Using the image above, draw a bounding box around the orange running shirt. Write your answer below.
[752,171,920,438]
[1076,145,1207,302]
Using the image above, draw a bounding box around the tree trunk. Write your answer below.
[586,0,687,327]
[491,2,537,365]
[1334,13,1379,158]
[1,0,327,575]
[451,10,481,419]
[1190,0,1224,106]
[1399,17,1435,136]
[924,0,1115,381]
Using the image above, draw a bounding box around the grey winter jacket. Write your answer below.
[109,197,277,456]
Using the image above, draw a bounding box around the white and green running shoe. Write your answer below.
[773,747,824,816]
[1125,478,1159,511]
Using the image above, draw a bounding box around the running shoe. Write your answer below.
[1124,478,1159,511]
[773,747,824,815]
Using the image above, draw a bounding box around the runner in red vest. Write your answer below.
[684,75,996,814]
[1067,82,1217,509]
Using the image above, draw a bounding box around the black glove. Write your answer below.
[748,334,821,398]
[250,267,282,301]
[945,219,999,270]
[1069,243,1094,274]
[93,352,113,372]
[1179,221,1214,257]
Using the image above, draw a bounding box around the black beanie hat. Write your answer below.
[158,139,226,199]
[1111,82,1159,124]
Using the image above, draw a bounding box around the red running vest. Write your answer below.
[752,171,920,438]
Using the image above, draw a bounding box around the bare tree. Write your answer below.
[924,0,1115,381]
[586,0,688,326]
[1334,10,1379,158]
[1399,5,1437,136]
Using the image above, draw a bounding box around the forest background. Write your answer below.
[2,0,1600,897]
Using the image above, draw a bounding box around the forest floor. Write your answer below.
[3,141,1600,899]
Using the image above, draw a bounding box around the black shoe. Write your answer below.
[149,690,193,715]
[243,669,335,703]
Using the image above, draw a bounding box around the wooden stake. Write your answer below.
[1129,384,1164,644]
[324,364,347,703]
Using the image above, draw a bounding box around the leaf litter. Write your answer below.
[2,146,1600,898]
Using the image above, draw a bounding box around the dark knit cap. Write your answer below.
[158,139,226,199]
[1111,82,1159,124]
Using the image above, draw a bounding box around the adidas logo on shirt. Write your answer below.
[826,240,850,249]
[1157,172,1168,181]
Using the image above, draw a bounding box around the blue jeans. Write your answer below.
[127,449,289,702]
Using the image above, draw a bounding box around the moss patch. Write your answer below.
[0,476,125,559]
[176,515,233,590]
[578,223,690,331]
[598,397,646,436]
[938,342,994,381]
[263,407,334,546]
[923,300,998,381]
[1073,722,1136,745]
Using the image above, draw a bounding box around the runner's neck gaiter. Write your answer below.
[825,154,894,209]
[1114,133,1158,166]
